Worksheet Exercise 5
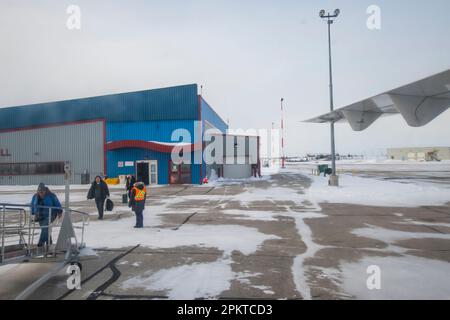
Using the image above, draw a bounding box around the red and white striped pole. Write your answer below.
[281,98,285,169]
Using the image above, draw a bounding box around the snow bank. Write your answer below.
[209,169,219,182]
[201,175,272,187]
[261,165,281,176]
[79,247,98,257]
[307,174,450,207]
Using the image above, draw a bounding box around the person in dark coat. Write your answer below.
[129,181,146,228]
[31,183,63,247]
[87,176,110,220]
[126,175,136,199]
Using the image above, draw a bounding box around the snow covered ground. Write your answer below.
[84,220,279,254]
[296,159,450,172]
[121,258,236,299]
[340,255,450,300]
[200,175,272,187]
[306,172,450,207]
[82,165,449,299]
[1,161,449,300]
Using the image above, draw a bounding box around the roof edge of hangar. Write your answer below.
[0,84,200,131]
[0,83,199,110]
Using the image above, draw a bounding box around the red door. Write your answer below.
[169,161,191,184]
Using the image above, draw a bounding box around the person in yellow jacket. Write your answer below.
[129,181,146,228]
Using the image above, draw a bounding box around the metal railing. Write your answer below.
[1,203,90,299]
[0,203,89,264]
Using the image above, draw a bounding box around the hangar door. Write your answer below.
[223,164,252,179]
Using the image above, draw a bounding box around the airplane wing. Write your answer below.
[304,69,450,131]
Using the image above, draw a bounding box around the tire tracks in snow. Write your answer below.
[57,244,140,300]
[171,185,228,230]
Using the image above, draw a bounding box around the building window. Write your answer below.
[0,164,10,176]
[0,162,65,176]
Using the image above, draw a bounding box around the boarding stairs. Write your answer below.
[0,203,90,299]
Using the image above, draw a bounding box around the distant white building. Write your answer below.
[387,147,450,161]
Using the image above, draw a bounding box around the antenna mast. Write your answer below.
[281,98,285,169]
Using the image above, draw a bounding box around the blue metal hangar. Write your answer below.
[0,84,230,185]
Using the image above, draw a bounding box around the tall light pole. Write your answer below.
[319,9,340,187]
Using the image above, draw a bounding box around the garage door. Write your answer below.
[223,164,252,179]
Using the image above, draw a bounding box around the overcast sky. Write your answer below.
[1,0,449,156]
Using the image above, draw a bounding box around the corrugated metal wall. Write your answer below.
[204,135,258,163]
[201,97,228,133]
[108,149,171,185]
[223,164,252,179]
[106,120,202,184]
[107,120,195,142]
[0,85,231,186]
[203,135,258,179]
[0,121,104,185]
[0,84,199,131]
[108,149,202,185]
[201,97,228,181]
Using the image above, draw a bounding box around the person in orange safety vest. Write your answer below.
[129,181,146,228]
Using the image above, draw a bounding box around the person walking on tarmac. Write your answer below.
[87,176,110,220]
[125,175,136,199]
[129,181,146,228]
[31,183,63,247]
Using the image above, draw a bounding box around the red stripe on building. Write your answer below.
[107,140,203,153]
